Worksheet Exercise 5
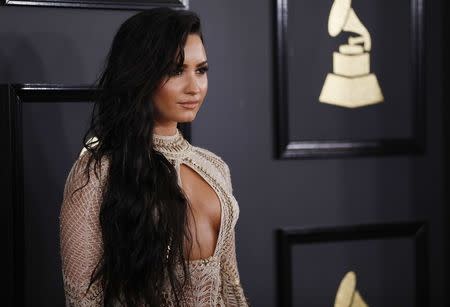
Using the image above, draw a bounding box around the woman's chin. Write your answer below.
[176,111,198,123]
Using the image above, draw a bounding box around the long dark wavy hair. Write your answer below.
[76,7,203,306]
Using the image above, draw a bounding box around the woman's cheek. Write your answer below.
[160,83,179,106]
[195,79,207,100]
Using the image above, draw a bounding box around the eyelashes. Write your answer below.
[168,65,209,77]
[198,65,209,74]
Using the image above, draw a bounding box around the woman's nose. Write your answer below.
[185,73,201,94]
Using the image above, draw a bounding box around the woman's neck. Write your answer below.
[153,121,178,137]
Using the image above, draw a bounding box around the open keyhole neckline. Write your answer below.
[177,160,223,263]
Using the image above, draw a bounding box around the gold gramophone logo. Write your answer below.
[319,0,384,108]
[334,271,369,307]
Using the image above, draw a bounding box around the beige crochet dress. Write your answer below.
[59,128,249,306]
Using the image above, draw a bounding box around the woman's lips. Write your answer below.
[179,101,199,109]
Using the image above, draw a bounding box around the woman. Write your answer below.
[59,7,249,307]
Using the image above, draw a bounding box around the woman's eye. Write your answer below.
[169,68,183,76]
[198,66,209,74]
[169,66,208,77]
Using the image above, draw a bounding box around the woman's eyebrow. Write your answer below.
[196,61,208,67]
[182,60,208,68]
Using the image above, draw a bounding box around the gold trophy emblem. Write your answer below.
[319,0,384,108]
[334,271,369,307]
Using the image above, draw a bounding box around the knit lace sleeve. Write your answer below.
[221,229,251,306]
[59,153,107,306]
[220,163,251,306]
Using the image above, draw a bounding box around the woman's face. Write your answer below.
[152,34,208,126]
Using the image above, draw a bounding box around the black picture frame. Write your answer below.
[275,221,429,307]
[272,0,426,159]
[0,83,191,306]
[444,0,450,299]
[2,0,188,10]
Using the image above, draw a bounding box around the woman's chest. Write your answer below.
[171,155,233,260]
[179,162,222,235]
[168,154,239,240]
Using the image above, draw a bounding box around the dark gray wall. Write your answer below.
[1,0,445,306]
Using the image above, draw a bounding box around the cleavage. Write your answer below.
[179,163,222,260]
